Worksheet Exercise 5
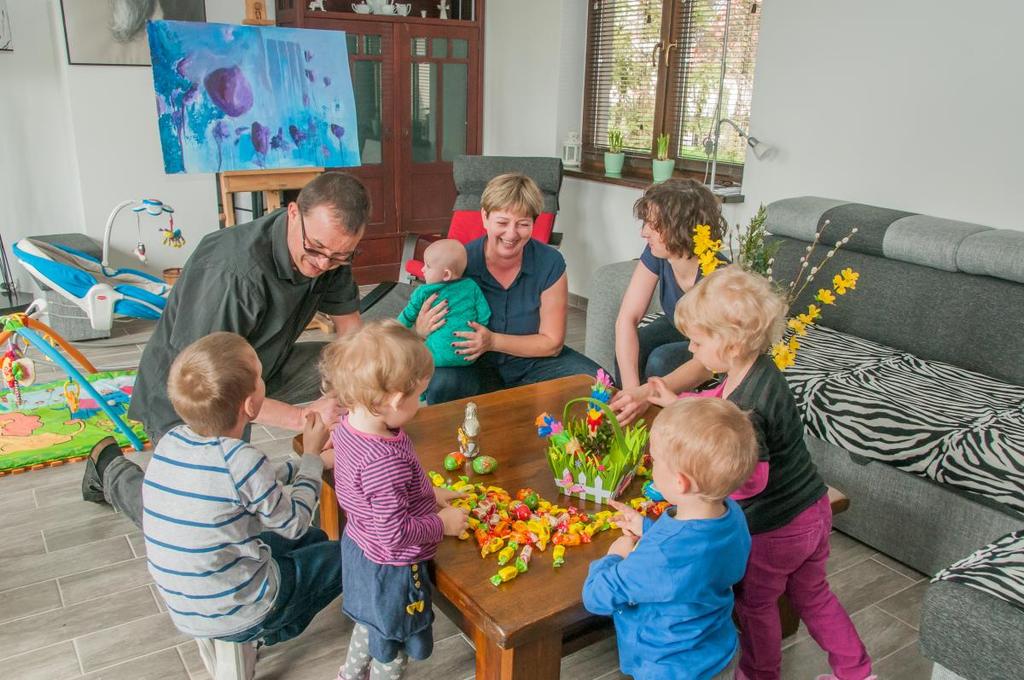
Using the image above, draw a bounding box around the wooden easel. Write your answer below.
[218,167,324,227]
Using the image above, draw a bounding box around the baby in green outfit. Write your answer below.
[398,239,491,367]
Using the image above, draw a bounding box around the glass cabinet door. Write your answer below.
[401,26,479,236]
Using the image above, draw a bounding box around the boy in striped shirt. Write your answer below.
[143,332,341,647]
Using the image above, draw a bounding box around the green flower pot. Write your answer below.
[604,152,625,177]
[652,158,676,183]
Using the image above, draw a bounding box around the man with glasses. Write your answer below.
[82,172,369,522]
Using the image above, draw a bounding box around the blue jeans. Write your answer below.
[425,347,603,404]
[615,314,692,386]
[220,528,343,646]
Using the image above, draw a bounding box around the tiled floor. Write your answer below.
[0,306,933,679]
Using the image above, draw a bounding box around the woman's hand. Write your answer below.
[607,534,638,559]
[414,293,448,339]
[610,384,651,425]
[433,487,467,508]
[646,376,678,408]
[608,499,644,539]
[300,395,341,431]
[452,321,494,362]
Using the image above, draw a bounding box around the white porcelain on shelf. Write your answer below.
[351,3,372,13]
[395,3,412,15]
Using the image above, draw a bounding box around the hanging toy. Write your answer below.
[64,380,81,416]
[1,337,34,406]
[160,215,186,249]
[133,242,148,263]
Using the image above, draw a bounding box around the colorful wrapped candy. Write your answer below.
[444,452,467,471]
[490,565,519,587]
[552,544,566,568]
[515,545,533,573]
[497,542,518,566]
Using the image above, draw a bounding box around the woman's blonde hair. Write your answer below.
[650,398,758,502]
[480,172,544,220]
[168,332,258,436]
[675,265,786,360]
[320,320,434,414]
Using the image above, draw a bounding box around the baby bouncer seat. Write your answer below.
[12,238,169,332]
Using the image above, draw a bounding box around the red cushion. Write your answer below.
[405,259,425,279]
[446,210,556,245]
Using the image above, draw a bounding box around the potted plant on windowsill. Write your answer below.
[652,133,675,183]
[604,130,625,177]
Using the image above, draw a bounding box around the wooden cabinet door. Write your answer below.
[305,18,400,281]
[397,23,481,236]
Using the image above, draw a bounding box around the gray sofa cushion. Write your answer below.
[932,530,1024,612]
[786,324,1024,514]
[770,236,1024,386]
[882,214,990,272]
[764,196,848,242]
[956,229,1024,284]
[921,578,1024,680]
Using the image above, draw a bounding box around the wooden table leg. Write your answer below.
[471,624,561,680]
[319,479,340,541]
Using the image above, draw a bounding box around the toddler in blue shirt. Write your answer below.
[583,397,759,680]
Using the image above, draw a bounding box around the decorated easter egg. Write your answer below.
[471,455,498,475]
[443,452,466,471]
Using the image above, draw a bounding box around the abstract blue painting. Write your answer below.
[147,21,360,174]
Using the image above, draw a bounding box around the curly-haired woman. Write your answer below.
[610,179,728,425]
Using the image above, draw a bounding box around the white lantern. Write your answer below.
[562,131,582,168]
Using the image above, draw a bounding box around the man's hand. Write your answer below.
[608,499,644,539]
[607,534,638,559]
[610,384,651,426]
[414,293,448,339]
[434,487,467,508]
[302,412,330,456]
[452,321,494,362]
[300,395,342,431]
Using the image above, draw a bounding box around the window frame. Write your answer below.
[580,0,751,185]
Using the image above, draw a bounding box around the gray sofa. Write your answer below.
[584,196,1024,680]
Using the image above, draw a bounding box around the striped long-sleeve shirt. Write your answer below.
[143,426,323,638]
[332,417,443,565]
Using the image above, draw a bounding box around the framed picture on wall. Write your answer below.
[60,0,206,66]
[1,0,13,52]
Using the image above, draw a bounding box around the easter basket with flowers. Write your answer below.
[536,370,650,504]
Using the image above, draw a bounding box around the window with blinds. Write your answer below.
[583,0,762,177]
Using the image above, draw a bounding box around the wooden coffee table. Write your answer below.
[317,375,635,679]
[313,373,851,678]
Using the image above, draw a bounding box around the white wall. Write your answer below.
[0,0,85,292]
[1,0,266,291]
[483,0,743,297]
[741,0,1024,231]
[484,0,1024,299]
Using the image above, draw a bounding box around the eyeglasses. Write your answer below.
[298,211,359,266]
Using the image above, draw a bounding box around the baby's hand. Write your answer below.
[438,506,469,537]
[302,412,330,455]
[433,487,467,508]
[608,534,638,559]
[608,499,644,538]
[646,377,678,408]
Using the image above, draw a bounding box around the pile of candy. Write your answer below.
[429,473,617,586]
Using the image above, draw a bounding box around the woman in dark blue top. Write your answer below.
[411,173,601,404]
[610,179,726,425]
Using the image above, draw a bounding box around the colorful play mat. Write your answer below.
[0,371,147,474]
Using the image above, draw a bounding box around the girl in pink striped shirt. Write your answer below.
[321,321,469,680]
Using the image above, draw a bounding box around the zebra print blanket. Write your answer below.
[785,324,1024,514]
[933,531,1024,612]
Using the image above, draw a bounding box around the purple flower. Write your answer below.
[182,84,199,107]
[330,124,345,141]
[270,127,286,150]
[212,121,231,141]
[305,69,315,83]
[204,66,253,117]
[323,76,331,87]
[289,124,307,146]
[251,122,269,156]
[304,50,314,62]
